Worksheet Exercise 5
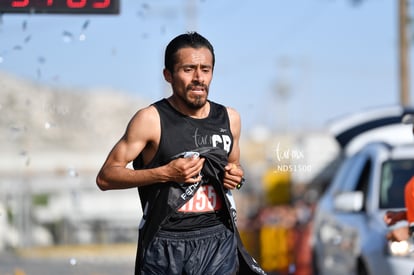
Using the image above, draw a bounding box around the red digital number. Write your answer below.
[67,0,87,8]
[11,0,29,7]
[10,0,112,10]
[93,0,110,8]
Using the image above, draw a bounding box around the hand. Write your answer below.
[384,210,407,226]
[387,226,410,242]
[223,163,243,190]
[167,156,205,184]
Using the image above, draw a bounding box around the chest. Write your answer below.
[159,112,232,160]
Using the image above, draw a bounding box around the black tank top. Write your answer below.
[138,98,234,231]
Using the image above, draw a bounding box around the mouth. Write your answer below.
[188,85,206,94]
[192,88,204,93]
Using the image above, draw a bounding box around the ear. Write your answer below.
[163,68,172,83]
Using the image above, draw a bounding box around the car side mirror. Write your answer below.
[333,191,364,212]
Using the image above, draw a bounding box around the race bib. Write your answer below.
[178,184,222,213]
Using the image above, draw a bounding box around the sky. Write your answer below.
[0,0,406,135]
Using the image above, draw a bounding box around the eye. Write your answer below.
[200,66,210,73]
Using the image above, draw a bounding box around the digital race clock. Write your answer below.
[0,0,120,14]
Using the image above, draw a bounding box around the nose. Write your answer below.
[193,67,204,83]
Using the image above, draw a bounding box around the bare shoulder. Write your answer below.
[126,104,160,141]
[225,106,241,139]
[129,105,159,127]
[225,106,241,125]
[225,106,241,162]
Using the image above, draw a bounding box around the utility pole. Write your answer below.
[399,0,410,106]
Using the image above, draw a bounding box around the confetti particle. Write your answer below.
[62,31,74,43]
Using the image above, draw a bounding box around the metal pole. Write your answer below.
[399,0,410,106]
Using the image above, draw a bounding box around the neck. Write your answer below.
[167,97,210,119]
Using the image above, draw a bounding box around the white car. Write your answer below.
[311,141,414,275]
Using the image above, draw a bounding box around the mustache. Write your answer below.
[187,82,208,91]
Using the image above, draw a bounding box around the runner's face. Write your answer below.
[167,47,213,109]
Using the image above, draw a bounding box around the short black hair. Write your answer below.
[164,32,215,73]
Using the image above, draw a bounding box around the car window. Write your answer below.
[329,153,369,195]
[379,159,414,209]
[354,158,372,211]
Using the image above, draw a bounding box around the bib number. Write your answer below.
[178,185,222,213]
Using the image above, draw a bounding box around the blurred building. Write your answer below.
[0,72,148,249]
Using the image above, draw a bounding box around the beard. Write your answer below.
[183,83,209,109]
[187,95,206,109]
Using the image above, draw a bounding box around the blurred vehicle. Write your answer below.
[311,141,414,275]
[309,105,414,199]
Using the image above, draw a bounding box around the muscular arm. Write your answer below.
[96,106,204,190]
[223,107,244,190]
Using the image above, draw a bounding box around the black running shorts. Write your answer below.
[141,224,238,275]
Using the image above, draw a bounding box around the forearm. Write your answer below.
[96,165,168,190]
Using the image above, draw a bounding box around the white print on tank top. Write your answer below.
[225,190,237,222]
[178,184,222,213]
[192,128,231,154]
[212,134,231,153]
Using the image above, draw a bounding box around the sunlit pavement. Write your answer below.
[0,224,314,275]
[0,244,136,275]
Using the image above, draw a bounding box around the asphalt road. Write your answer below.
[0,254,134,275]
[0,245,136,275]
